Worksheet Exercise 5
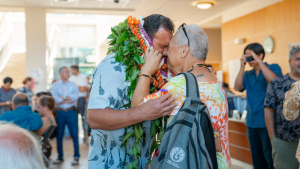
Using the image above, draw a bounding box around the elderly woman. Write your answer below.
[132,24,231,168]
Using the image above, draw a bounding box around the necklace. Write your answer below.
[188,64,212,73]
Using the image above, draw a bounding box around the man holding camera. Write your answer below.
[234,43,282,169]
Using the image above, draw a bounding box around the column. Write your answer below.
[25,8,47,92]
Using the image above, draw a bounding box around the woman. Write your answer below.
[36,95,57,137]
[132,24,231,168]
[17,77,34,106]
[0,77,16,116]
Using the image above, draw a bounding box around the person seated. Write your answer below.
[0,93,43,132]
[0,122,46,169]
[32,91,52,112]
[131,24,231,168]
[36,95,57,137]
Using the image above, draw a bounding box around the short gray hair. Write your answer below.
[290,47,300,60]
[59,66,68,73]
[175,24,209,60]
[0,122,46,169]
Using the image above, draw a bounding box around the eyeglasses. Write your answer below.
[178,23,190,47]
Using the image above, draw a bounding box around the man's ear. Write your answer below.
[181,45,189,58]
[258,53,264,60]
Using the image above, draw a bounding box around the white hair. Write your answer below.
[175,24,209,60]
[0,122,46,169]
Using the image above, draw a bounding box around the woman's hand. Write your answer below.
[141,46,164,75]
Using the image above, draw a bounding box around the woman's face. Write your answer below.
[167,37,184,74]
[36,100,47,116]
[25,80,32,88]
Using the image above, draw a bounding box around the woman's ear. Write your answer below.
[181,45,189,58]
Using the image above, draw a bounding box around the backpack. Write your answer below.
[150,72,218,169]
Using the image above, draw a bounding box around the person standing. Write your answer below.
[51,67,79,166]
[69,65,89,136]
[0,77,16,116]
[17,77,34,106]
[265,47,300,169]
[87,14,177,169]
[234,43,282,169]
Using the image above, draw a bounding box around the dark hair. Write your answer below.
[244,43,265,60]
[22,77,32,85]
[222,82,229,88]
[38,96,55,111]
[71,65,79,71]
[12,93,29,106]
[36,91,52,98]
[143,14,174,40]
[3,77,13,84]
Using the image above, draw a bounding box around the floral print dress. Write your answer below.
[144,74,232,169]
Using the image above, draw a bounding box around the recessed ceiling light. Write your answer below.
[196,2,213,9]
[54,0,76,3]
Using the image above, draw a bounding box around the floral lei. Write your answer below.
[106,16,174,168]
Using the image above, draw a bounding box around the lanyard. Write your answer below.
[187,64,212,73]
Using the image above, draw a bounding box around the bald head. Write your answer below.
[12,93,29,110]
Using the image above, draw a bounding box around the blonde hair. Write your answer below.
[0,122,46,169]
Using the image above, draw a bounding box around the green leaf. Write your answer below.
[158,130,163,141]
[109,39,116,46]
[136,144,141,156]
[146,160,152,165]
[111,27,119,38]
[117,26,121,36]
[122,130,134,143]
[140,57,145,64]
[130,78,137,90]
[138,126,143,137]
[115,52,120,62]
[119,21,127,27]
[150,122,157,137]
[134,125,141,139]
[150,86,156,92]
[117,30,128,44]
[106,50,112,55]
[130,36,138,41]
[130,68,139,81]
[107,34,116,39]
[133,145,137,155]
[155,119,160,126]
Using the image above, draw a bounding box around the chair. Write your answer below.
[41,125,57,168]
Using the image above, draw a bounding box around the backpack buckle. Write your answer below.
[154,150,159,157]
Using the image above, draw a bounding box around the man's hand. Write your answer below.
[64,96,71,101]
[240,55,247,68]
[79,86,86,92]
[250,50,263,64]
[141,47,164,75]
[138,93,177,121]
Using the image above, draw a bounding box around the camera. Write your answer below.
[114,0,119,3]
[246,56,254,62]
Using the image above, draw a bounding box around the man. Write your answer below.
[0,123,46,169]
[0,77,16,116]
[0,93,42,131]
[51,67,79,165]
[265,47,300,169]
[69,65,90,138]
[234,43,282,169]
[87,14,177,168]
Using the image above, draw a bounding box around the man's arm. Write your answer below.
[69,83,79,102]
[88,94,177,130]
[51,84,63,105]
[234,55,246,91]
[265,107,275,140]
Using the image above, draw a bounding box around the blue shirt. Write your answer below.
[51,80,79,109]
[0,105,43,131]
[0,87,16,116]
[241,62,282,128]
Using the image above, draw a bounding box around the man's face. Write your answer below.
[152,27,173,56]
[70,68,76,75]
[60,68,70,81]
[166,36,182,74]
[289,52,300,75]
[3,82,11,90]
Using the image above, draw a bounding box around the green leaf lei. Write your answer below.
[107,19,164,169]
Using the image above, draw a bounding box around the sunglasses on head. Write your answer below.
[178,23,190,47]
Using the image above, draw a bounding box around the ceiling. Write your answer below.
[1,0,275,28]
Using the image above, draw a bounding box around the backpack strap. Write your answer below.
[177,72,199,98]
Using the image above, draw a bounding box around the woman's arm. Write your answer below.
[131,47,164,107]
[38,117,50,137]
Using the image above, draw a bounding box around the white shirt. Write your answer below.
[87,53,151,169]
[69,73,88,97]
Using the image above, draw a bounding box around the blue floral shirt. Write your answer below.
[88,53,151,169]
